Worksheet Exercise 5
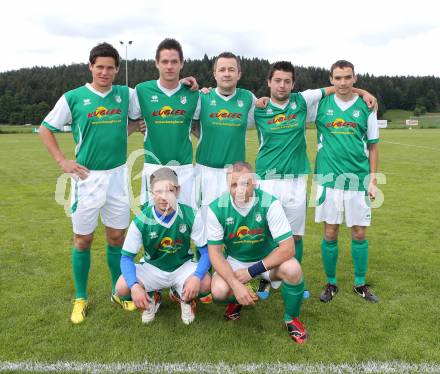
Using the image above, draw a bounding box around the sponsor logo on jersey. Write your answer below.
[157,236,183,253]
[152,106,187,118]
[353,110,360,118]
[151,95,159,103]
[268,113,297,125]
[326,118,357,129]
[327,109,334,116]
[115,95,122,103]
[210,100,217,106]
[290,102,297,110]
[237,100,244,108]
[87,106,121,118]
[179,224,187,233]
[180,96,187,105]
[226,217,234,225]
[228,225,264,240]
[149,232,158,239]
[209,109,242,120]
[83,99,91,106]
[266,108,273,115]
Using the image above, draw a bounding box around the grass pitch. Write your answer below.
[0,128,439,371]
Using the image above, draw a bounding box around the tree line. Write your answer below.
[0,55,439,125]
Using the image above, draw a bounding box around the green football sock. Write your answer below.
[294,238,303,264]
[72,247,91,299]
[352,239,369,287]
[321,239,338,285]
[281,279,304,321]
[106,244,122,294]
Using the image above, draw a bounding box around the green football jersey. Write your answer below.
[208,189,292,262]
[135,81,199,165]
[196,88,254,168]
[42,84,130,170]
[314,94,379,191]
[254,93,311,179]
[133,203,200,272]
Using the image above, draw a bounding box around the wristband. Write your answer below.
[247,260,267,278]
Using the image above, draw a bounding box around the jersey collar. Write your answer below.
[156,80,182,97]
[230,193,256,217]
[215,87,237,101]
[85,83,113,98]
[152,204,180,228]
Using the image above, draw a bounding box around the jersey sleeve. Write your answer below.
[367,110,379,144]
[192,96,202,120]
[301,89,324,123]
[128,87,141,121]
[122,221,143,256]
[206,207,224,245]
[267,200,292,243]
[246,93,257,129]
[191,209,207,247]
[41,95,72,132]
[129,87,142,120]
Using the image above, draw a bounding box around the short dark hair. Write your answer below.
[213,52,241,72]
[330,60,355,76]
[267,61,295,81]
[89,42,120,67]
[149,167,179,188]
[155,38,183,62]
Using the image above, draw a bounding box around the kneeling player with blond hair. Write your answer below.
[207,162,308,343]
[114,167,211,324]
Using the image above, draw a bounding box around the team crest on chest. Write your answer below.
[226,217,234,225]
[151,95,158,103]
[180,96,187,105]
[290,102,297,110]
[237,100,244,108]
[179,224,187,233]
[210,99,217,106]
[327,109,334,116]
[83,99,91,106]
[353,110,360,118]
[115,95,122,103]
[255,213,262,223]
[149,231,158,239]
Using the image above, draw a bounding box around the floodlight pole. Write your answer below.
[119,41,133,86]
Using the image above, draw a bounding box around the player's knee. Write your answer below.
[351,226,366,241]
[324,225,339,241]
[211,277,230,300]
[106,229,125,246]
[74,234,93,250]
[115,275,130,297]
[278,258,303,284]
[200,273,212,293]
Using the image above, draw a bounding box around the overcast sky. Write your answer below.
[2,0,439,77]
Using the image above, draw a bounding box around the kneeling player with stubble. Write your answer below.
[206,162,308,343]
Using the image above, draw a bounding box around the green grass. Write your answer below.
[0,129,439,368]
[382,110,440,129]
[0,124,40,134]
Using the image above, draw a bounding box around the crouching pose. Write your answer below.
[207,162,308,343]
[115,167,211,324]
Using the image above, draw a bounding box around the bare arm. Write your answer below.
[39,125,89,179]
[208,244,255,305]
[368,143,379,200]
[127,119,146,135]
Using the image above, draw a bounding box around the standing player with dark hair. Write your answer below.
[39,42,143,324]
[254,61,376,281]
[131,38,199,207]
[310,60,379,303]
[192,52,256,208]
